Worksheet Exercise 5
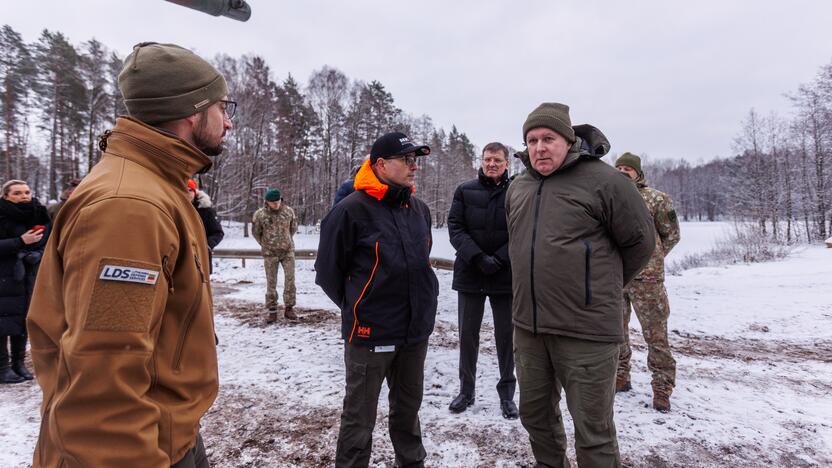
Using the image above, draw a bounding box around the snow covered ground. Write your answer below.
[2,221,830,467]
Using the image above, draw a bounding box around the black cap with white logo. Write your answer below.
[370,132,431,163]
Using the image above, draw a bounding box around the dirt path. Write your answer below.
[202,289,831,467]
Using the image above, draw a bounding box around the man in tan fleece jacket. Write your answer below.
[27,42,233,467]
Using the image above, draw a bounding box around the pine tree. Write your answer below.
[0,25,35,181]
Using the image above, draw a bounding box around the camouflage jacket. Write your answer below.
[634,177,680,282]
[252,203,298,255]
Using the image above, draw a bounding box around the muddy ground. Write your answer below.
[199,292,831,468]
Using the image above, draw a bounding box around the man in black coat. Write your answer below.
[316,132,438,468]
[447,142,517,419]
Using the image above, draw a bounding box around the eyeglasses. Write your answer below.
[220,99,237,119]
[387,155,418,167]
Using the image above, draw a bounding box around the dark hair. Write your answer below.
[482,142,508,160]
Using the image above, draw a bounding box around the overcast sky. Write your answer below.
[6,1,832,163]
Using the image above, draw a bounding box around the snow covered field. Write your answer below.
[2,221,830,467]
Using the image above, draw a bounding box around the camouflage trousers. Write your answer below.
[264,252,296,309]
[617,280,676,394]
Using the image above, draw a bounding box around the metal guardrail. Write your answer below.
[213,248,454,271]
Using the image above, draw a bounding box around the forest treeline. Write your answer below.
[1,25,830,241]
[638,61,832,243]
[0,26,478,227]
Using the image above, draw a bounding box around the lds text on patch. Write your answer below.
[99,265,159,285]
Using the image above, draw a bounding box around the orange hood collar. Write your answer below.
[353,159,415,201]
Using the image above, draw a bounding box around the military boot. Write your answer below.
[284,306,298,320]
[615,374,631,393]
[266,309,278,324]
[653,390,671,413]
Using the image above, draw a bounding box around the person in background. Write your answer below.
[188,179,224,272]
[447,142,517,419]
[46,178,81,220]
[332,164,362,207]
[614,152,680,412]
[252,188,298,323]
[0,179,49,384]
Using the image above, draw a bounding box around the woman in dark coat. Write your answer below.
[0,179,50,384]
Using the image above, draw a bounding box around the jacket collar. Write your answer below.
[477,168,509,187]
[104,116,213,185]
[515,124,611,179]
[353,159,416,202]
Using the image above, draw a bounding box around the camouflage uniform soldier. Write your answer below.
[252,188,298,323]
[614,153,681,412]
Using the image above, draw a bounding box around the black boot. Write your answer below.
[449,393,475,413]
[10,335,33,380]
[0,337,24,384]
[1,366,24,384]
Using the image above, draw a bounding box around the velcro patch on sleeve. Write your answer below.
[84,258,161,333]
[99,265,159,285]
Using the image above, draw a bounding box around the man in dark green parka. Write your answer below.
[507,102,655,468]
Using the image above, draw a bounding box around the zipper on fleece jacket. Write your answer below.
[530,179,545,335]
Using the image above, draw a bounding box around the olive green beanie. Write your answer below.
[264,188,281,201]
[522,102,576,144]
[118,42,227,125]
[615,152,643,177]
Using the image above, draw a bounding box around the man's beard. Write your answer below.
[193,117,224,156]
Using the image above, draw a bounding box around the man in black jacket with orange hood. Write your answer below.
[316,132,438,468]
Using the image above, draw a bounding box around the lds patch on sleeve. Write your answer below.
[84,258,161,333]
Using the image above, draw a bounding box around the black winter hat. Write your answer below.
[370,132,430,163]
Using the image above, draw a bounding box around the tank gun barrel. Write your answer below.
[164,0,252,22]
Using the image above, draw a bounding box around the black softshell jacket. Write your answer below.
[315,163,439,346]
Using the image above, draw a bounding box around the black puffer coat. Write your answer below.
[448,169,511,294]
[0,198,50,336]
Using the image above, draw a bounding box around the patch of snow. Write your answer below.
[2,221,829,466]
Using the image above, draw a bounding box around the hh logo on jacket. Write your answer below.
[357,326,371,338]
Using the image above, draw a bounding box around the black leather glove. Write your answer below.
[476,254,502,275]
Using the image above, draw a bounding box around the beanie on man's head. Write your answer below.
[264,188,281,202]
[118,42,227,125]
[522,102,576,144]
[615,152,643,177]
